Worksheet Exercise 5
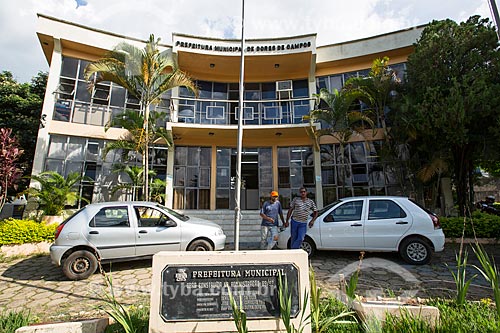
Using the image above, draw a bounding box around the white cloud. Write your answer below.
[0,0,494,82]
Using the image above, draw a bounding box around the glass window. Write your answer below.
[110,85,126,107]
[261,82,276,100]
[135,206,171,227]
[292,79,308,98]
[174,147,187,165]
[326,200,363,222]
[264,106,281,119]
[213,82,228,100]
[90,206,130,227]
[61,57,79,78]
[198,81,212,99]
[48,136,67,159]
[329,75,343,91]
[78,60,90,80]
[207,106,225,119]
[368,200,407,220]
[67,137,85,161]
[200,147,211,167]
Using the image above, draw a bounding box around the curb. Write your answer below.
[445,238,499,244]
[15,318,109,333]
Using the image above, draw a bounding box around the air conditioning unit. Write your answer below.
[276,80,292,99]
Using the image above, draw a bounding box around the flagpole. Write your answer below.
[488,0,500,40]
[234,0,245,251]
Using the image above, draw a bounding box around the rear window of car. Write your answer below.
[409,199,435,215]
[368,199,407,219]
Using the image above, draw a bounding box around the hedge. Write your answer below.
[0,219,57,246]
[440,211,500,239]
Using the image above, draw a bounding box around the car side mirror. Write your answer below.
[159,219,176,227]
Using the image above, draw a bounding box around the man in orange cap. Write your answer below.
[259,190,285,250]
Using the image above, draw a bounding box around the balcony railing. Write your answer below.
[53,96,313,128]
[174,97,313,126]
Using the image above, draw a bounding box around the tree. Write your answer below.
[102,109,172,162]
[85,34,197,200]
[344,56,401,143]
[402,16,500,215]
[0,71,47,192]
[110,164,155,201]
[307,88,374,196]
[0,128,24,212]
[26,171,90,216]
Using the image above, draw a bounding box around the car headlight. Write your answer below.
[214,228,224,236]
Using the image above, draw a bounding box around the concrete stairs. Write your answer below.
[179,210,265,249]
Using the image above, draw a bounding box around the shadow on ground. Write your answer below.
[2,254,152,281]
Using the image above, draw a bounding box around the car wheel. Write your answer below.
[187,239,214,251]
[62,250,98,280]
[301,237,316,257]
[399,237,432,265]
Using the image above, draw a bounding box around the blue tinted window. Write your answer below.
[292,79,308,98]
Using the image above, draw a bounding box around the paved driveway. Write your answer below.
[0,243,496,321]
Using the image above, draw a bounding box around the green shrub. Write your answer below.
[0,310,32,333]
[0,218,57,245]
[440,212,500,239]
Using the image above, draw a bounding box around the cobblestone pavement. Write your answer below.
[0,244,498,321]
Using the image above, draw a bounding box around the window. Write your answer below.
[368,200,407,220]
[134,206,172,227]
[206,106,225,119]
[326,200,363,222]
[173,146,211,209]
[235,106,254,120]
[264,106,281,120]
[90,207,129,227]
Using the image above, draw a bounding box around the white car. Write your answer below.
[277,196,445,264]
[50,201,226,280]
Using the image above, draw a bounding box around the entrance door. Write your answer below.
[231,149,259,210]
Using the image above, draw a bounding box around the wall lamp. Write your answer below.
[210,63,215,68]
[274,63,280,68]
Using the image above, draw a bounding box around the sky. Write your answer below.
[0,0,494,83]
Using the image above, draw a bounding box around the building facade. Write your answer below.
[33,14,424,211]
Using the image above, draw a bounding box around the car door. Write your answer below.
[318,199,364,249]
[86,205,136,259]
[363,199,413,250]
[133,205,182,256]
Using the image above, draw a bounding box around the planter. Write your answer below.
[0,241,51,257]
[351,297,440,328]
[42,215,64,225]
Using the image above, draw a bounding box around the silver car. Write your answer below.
[277,196,445,264]
[50,201,226,280]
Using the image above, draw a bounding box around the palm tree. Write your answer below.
[102,109,173,163]
[110,164,156,201]
[344,56,401,143]
[26,171,90,216]
[85,34,197,200]
[306,88,375,195]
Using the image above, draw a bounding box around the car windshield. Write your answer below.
[154,204,189,221]
[316,200,342,216]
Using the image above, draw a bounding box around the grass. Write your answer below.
[0,309,32,333]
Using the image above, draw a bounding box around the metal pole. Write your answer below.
[488,0,500,40]
[234,0,245,251]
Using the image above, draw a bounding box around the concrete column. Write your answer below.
[31,38,62,177]
[165,145,175,209]
[313,147,323,209]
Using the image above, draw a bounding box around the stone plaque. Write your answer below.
[160,263,299,321]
